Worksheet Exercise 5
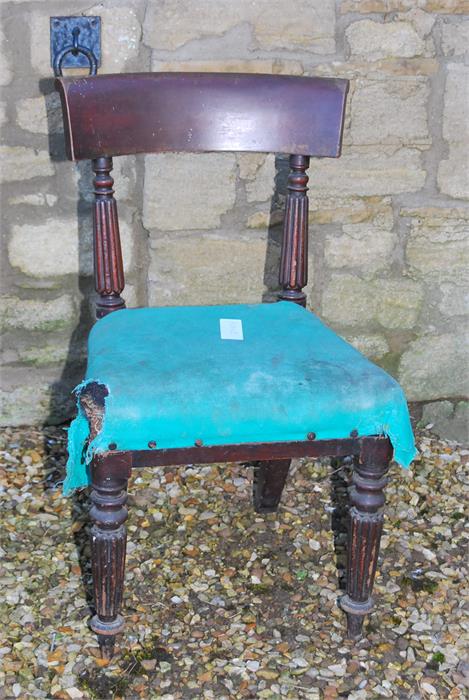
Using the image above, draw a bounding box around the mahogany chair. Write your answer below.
[55,72,416,658]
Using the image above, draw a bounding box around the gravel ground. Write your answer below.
[0,425,467,700]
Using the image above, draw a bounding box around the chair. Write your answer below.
[55,72,416,659]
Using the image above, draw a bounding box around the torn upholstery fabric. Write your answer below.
[64,302,417,493]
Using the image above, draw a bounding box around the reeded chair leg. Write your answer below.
[340,438,392,638]
[252,459,291,513]
[89,459,129,659]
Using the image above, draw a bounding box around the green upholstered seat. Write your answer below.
[65,301,416,492]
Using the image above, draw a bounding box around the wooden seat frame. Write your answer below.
[56,72,393,658]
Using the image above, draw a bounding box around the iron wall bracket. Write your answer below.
[50,16,101,76]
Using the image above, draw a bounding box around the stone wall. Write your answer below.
[1,0,468,442]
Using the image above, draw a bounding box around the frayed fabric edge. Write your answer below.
[63,378,109,495]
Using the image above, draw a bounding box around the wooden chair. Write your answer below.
[55,72,416,658]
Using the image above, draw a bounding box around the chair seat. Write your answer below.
[64,302,416,491]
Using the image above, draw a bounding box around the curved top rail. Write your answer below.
[55,72,349,161]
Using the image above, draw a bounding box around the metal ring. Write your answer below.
[53,44,98,77]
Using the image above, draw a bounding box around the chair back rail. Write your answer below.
[55,72,349,315]
[55,72,348,160]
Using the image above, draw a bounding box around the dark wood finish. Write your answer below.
[252,459,291,513]
[89,458,129,659]
[279,154,310,306]
[55,72,349,161]
[54,72,400,654]
[92,157,126,318]
[127,437,360,469]
[340,437,393,637]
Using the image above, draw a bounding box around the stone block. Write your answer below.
[0,101,6,128]
[0,23,12,86]
[151,58,304,76]
[404,206,469,274]
[247,211,284,229]
[8,217,133,278]
[16,93,63,134]
[8,193,57,207]
[425,0,469,11]
[247,195,394,235]
[399,9,435,39]
[310,196,393,225]
[1,295,75,332]
[0,382,52,426]
[441,20,469,57]
[322,274,422,328]
[84,5,141,72]
[18,342,73,366]
[143,153,237,231]
[237,154,268,180]
[148,235,279,305]
[346,19,425,60]
[0,146,54,182]
[344,333,390,360]
[0,368,78,426]
[322,274,377,326]
[312,146,425,196]
[144,0,335,54]
[30,6,141,75]
[437,64,469,200]
[398,333,469,401]
[311,57,439,81]
[325,212,396,275]
[376,279,423,329]
[350,77,429,146]
[340,1,469,12]
[245,155,276,203]
[420,400,469,444]
[439,276,469,317]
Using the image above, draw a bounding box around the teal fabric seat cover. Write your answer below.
[64,302,416,493]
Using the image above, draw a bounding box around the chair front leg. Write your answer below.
[340,437,392,638]
[89,459,129,658]
[252,459,291,513]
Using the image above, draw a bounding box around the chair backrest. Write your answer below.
[55,72,349,316]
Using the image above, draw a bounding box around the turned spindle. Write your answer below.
[92,156,125,318]
[278,154,310,307]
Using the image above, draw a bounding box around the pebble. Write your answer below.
[0,426,466,699]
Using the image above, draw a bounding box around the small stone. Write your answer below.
[65,689,83,699]
[257,669,279,680]
[292,657,309,668]
[328,661,347,676]
[246,660,260,671]
[421,683,437,695]
[411,621,432,631]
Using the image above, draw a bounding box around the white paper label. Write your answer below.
[219,318,244,341]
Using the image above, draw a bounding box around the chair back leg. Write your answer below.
[252,459,291,513]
